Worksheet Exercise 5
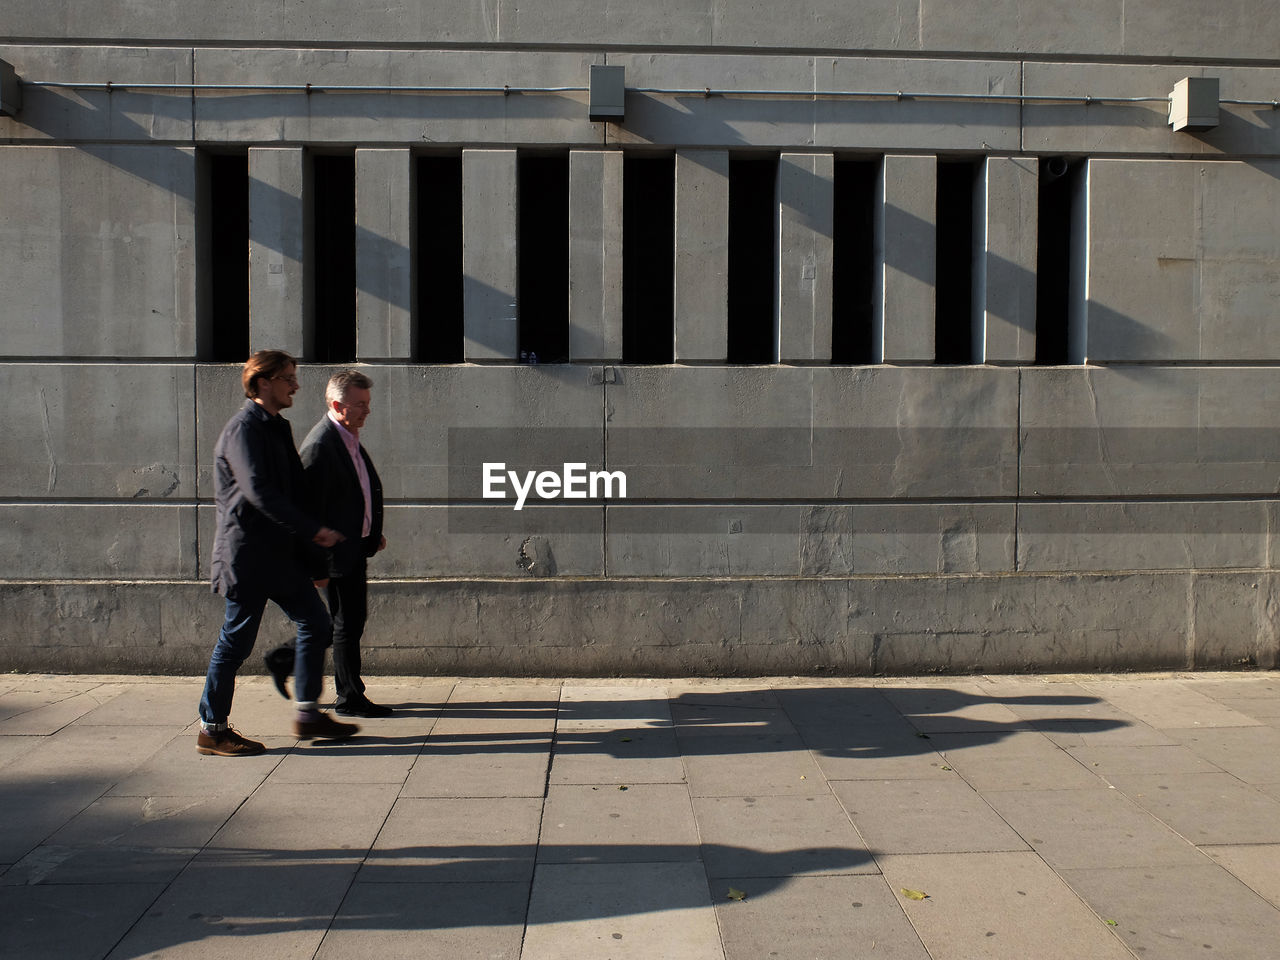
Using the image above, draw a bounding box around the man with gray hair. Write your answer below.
[264,369,389,716]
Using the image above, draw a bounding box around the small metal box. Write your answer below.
[1169,77,1218,132]
[589,65,624,122]
[0,59,21,117]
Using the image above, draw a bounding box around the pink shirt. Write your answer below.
[328,412,372,538]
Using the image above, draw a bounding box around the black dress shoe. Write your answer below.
[335,699,393,718]
[262,649,292,700]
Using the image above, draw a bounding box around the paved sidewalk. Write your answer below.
[3,673,1280,959]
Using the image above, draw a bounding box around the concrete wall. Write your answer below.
[2,9,1280,674]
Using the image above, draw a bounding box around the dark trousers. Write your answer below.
[266,557,368,708]
[200,579,332,724]
[327,558,368,707]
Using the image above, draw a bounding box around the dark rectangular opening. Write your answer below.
[518,154,570,364]
[200,151,249,362]
[623,155,675,364]
[831,158,879,364]
[416,156,464,363]
[312,153,356,362]
[935,158,980,364]
[1036,157,1087,364]
[728,154,779,364]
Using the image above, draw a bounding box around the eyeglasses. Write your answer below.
[271,375,300,387]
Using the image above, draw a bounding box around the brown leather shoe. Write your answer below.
[196,726,266,757]
[294,711,360,740]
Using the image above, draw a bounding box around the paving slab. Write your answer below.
[1060,863,1280,960]
[673,704,798,739]
[1105,771,1280,844]
[776,686,904,726]
[363,797,541,882]
[0,734,43,770]
[317,881,527,960]
[205,781,401,857]
[550,726,686,784]
[1,881,168,960]
[694,795,876,878]
[878,852,1134,960]
[1178,676,1280,700]
[1081,679,1264,729]
[0,777,113,865]
[403,741,551,797]
[1215,697,1280,722]
[106,858,360,960]
[682,734,827,797]
[832,779,1029,854]
[1164,725,1280,783]
[983,787,1207,868]
[73,681,204,726]
[523,861,726,960]
[2,793,242,885]
[269,738,423,784]
[942,748,1105,792]
[1064,742,1222,776]
[540,783,699,862]
[1203,844,1280,908]
[714,875,929,960]
[558,684,673,728]
[107,733,289,797]
[0,684,129,735]
[805,723,954,781]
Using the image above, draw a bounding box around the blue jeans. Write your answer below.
[199,581,332,725]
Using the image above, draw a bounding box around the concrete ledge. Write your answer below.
[1,573,1274,676]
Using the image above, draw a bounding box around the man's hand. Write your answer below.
[377,535,387,552]
[313,578,329,589]
[313,527,344,548]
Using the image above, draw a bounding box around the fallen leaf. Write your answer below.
[727,888,748,901]
[1105,919,1118,926]
[915,732,930,739]
[799,775,807,780]
[620,737,632,742]
[940,765,953,771]
[618,785,629,791]
[900,888,929,901]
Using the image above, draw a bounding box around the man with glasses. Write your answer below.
[197,350,360,756]
[265,369,390,717]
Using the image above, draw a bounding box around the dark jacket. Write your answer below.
[299,415,384,579]
[210,400,323,599]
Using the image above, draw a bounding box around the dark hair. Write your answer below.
[242,350,297,399]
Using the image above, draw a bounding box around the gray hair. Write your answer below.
[325,369,373,404]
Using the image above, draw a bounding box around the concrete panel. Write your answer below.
[248,147,308,357]
[197,363,604,499]
[777,153,834,363]
[712,0,919,50]
[920,0,1123,55]
[880,155,935,363]
[0,505,197,579]
[609,54,817,149]
[1,572,1269,675]
[0,363,196,499]
[0,45,193,142]
[606,503,1015,576]
[674,150,729,360]
[1017,502,1269,572]
[1019,367,1280,496]
[0,146,196,358]
[981,157,1037,364]
[1024,62,1280,159]
[463,149,519,360]
[498,0,713,45]
[355,149,414,360]
[568,150,623,361]
[194,48,601,145]
[604,366,1018,500]
[1121,1,1280,62]
[815,58,1022,153]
